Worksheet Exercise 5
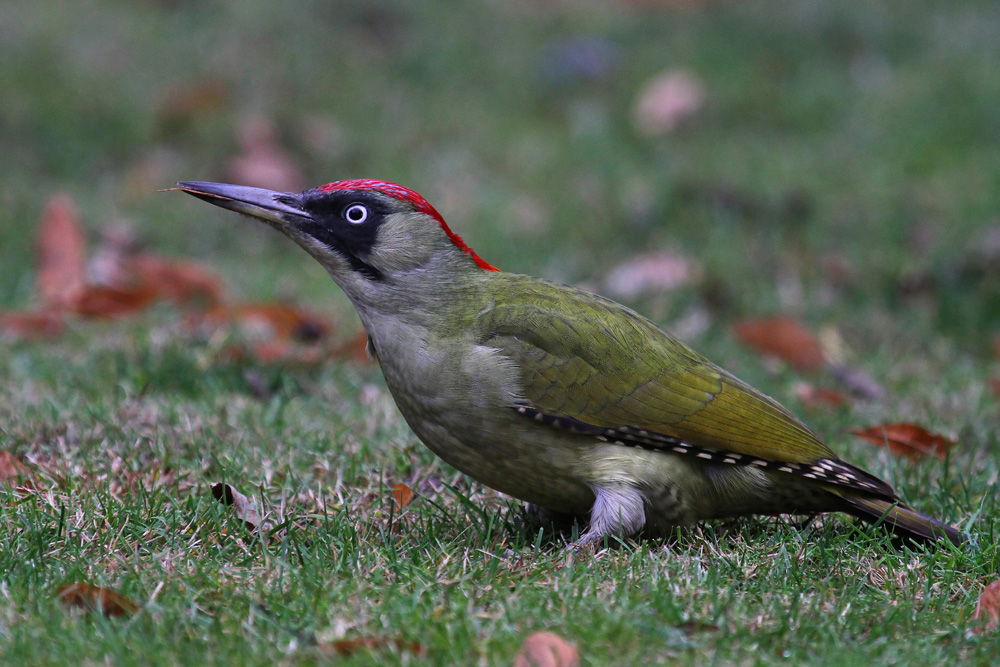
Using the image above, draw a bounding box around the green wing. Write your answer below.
[479,276,837,465]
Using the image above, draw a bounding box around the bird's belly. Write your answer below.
[372,336,600,512]
[395,398,599,513]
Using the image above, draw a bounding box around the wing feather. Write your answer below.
[480,278,839,466]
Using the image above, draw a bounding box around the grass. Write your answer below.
[2,0,1000,663]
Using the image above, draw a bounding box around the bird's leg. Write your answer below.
[577,484,647,547]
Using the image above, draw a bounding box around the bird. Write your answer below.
[176,178,965,546]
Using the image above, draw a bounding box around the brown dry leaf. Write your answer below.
[0,310,65,340]
[849,423,956,461]
[129,253,224,307]
[194,303,331,342]
[36,193,87,309]
[733,316,825,372]
[319,637,426,658]
[211,482,263,533]
[603,250,700,299]
[69,284,160,319]
[633,69,705,136]
[56,582,139,618]
[514,631,580,667]
[793,382,849,411]
[88,226,223,309]
[974,579,1000,631]
[990,377,1000,398]
[0,451,32,482]
[391,482,414,509]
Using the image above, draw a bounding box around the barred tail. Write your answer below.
[839,494,965,545]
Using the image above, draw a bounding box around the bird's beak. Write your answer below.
[176,181,310,228]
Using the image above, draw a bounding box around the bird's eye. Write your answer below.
[344,204,369,225]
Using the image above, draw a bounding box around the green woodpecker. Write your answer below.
[178,179,964,546]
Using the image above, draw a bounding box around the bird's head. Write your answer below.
[177,180,498,289]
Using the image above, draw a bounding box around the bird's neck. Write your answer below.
[329,251,492,337]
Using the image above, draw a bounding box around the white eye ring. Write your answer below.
[344,203,369,225]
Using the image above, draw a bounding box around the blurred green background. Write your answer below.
[2,2,999,663]
[3,0,999,353]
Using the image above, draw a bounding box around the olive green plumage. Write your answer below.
[178,179,965,546]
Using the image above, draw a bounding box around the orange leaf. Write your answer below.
[849,423,956,461]
[130,254,223,307]
[974,579,1000,631]
[514,631,580,667]
[391,483,414,509]
[319,637,426,657]
[194,303,331,342]
[36,194,87,309]
[0,451,31,482]
[69,284,160,319]
[56,582,139,618]
[0,310,65,339]
[733,316,825,372]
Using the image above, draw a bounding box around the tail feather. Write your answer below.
[839,494,965,545]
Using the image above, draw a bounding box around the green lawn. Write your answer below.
[1,1,999,663]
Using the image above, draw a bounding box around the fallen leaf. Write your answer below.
[0,310,65,339]
[69,284,160,319]
[56,582,139,618]
[793,382,849,410]
[633,69,705,136]
[603,250,700,299]
[319,637,426,657]
[0,451,31,482]
[849,423,956,461]
[514,631,580,667]
[129,253,223,307]
[990,377,1000,398]
[193,303,330,342]
[974,579,1000,631]
[211,482,263,533]
[88,227,223,308]
[733,316,825,372]
[391,482,414,509]
[36,193,87,309]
